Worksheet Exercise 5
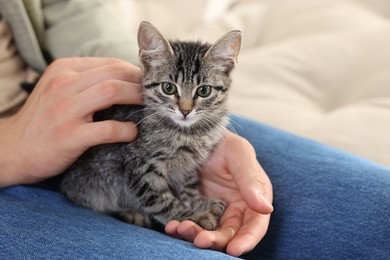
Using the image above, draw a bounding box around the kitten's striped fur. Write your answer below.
[60,22,241,230]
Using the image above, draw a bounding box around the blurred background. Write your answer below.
[6,0,390,167]
[110,0,390,167]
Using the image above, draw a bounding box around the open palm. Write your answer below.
[165,131,273,257]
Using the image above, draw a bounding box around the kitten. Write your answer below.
[60,21,241,231]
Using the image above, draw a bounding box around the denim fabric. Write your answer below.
[1,116,390,259]
[0,186,235,259]
[229,116,390,259]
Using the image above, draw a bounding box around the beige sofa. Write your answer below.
[132,0,390,167]
[1,0,389,167]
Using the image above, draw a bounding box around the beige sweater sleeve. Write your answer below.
[0,18,38,119]
[42,0,139,64]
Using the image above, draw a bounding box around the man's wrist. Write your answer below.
[0,118,24,188]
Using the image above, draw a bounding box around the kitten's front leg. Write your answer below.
[184,199,226,230]
[147,192,225,231]
[135,175,224,230]
[179,175,227,230]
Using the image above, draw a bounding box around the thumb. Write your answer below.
[226,133,273,214]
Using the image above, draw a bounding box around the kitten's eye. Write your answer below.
[196,85,212,98]
[161,82,177,95]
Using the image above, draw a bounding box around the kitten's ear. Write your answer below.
[138,21,174,71]
[204,30,242,75]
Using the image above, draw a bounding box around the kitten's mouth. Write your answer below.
[171,114,197,127]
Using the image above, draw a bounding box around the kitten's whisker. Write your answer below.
[126,108,146,118]
[124,107,157,119]
[227,116,245,134]
[199,117,213,133]
[135,111,163,127]
[198,113,226,135]
[227,120,240,135]
[233,114,249,128]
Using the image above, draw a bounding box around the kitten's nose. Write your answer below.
[180,109,191,117]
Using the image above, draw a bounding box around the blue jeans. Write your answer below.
[1,116,389,259]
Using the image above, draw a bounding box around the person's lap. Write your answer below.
[0,185,234,259]
[230,115,390,259]
[1,115,389,259]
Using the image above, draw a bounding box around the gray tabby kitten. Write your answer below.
[60,21,241,231]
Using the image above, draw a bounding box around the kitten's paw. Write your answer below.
[118,211,152,228]
[209,198,227,218]
[187,211,219,231]
[187,199,227,230]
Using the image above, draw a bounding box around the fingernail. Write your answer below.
[184,227,196,238]
[204,242,213,248]
[128,122,138,139]
[259,192,273,210]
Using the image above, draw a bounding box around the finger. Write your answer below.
[226,211,270,257]
[194,229,234,251]
[73,80,143,116]
[176,221,204,242]
[77,120,137,148]
[226,132,273,214]
[166,220,205,243]
[37,60,141,101]
[165,220,182,239]
[47,57,127,74]
[71,62,142,92]
[235,167,273,214]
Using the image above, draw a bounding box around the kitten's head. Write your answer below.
[137,21,241,130]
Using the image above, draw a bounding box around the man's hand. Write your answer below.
[0,58,142,187]
[165,131,273,257]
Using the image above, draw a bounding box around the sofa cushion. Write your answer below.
[132,0,390,166]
